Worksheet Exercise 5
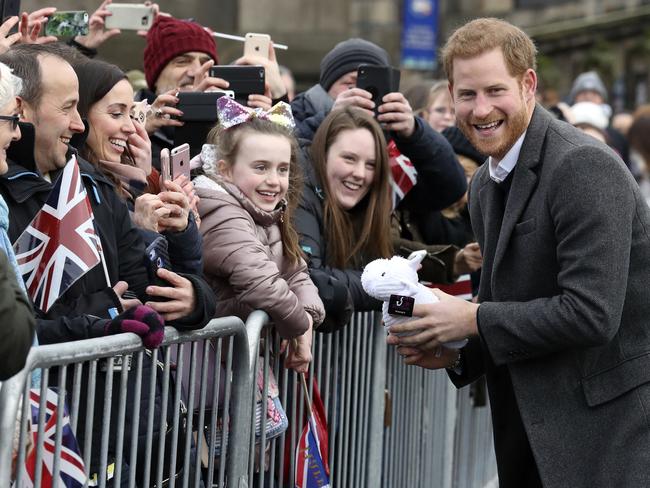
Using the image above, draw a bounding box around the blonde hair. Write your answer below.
[441,18,537,83]
[0,61,22,109]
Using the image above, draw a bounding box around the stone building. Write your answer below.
[19,0,650,109]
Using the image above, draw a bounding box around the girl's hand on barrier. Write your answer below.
[284,315,313,373]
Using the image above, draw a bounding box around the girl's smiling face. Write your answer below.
[220,132,292,211]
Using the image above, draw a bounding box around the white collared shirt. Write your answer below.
[488,131,527,183]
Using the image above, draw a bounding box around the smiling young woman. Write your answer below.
[295,106,393,312]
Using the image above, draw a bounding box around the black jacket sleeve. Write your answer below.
[0,251,35,379]
[393,117,467,212]
[162,214,203,275]
[295,186,381,312]
[110,190,150,300]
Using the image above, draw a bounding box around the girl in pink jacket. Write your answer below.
[194,97,325,372]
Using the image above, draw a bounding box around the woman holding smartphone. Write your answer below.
[73,57,205,276]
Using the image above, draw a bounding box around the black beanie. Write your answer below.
[319,38,390,92]
[442,126,486,165]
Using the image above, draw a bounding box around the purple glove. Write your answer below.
[104,305,165,348]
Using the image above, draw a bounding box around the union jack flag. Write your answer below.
[13,156,102,312]
[387,140,417,209]
[295,377,330,488]
[16,388,87,487]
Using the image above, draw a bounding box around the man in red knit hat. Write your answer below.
[137,15,230,168]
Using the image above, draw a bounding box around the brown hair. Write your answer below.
[310,107,392,268]
[441,18,537,83]
[207,118,304,266]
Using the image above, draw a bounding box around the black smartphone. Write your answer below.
[144,236,171,290]
[209,65,265,103]
[356,65,401,115]
[1,0,20,34]
[176,91,231,122]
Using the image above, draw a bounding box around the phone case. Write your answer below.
[356,65,401,114]
[144,236,171,295]
[160,148,171,182]
[170,143,191,181]
[176,92,229,122]
[44,11,89,37]
[244,33,271,59]
[209,65,265,103]
[105,4,154,31]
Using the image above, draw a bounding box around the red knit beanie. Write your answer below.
[143,16,218,90]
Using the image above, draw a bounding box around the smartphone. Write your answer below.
[209,65,265,104]
[356,65,401,115]
[144,236,171,292]
[244,33,271,59]
[160,148,171,182]
[1,0,20,34]
[105,3,154,31]
[170,143,191,181]
[176,91,232,123]
[44,11,89,37]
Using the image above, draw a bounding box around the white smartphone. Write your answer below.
[170,143,191,181]
[160,148,171,182]
[244,33,271,59]
[105,3,154,31]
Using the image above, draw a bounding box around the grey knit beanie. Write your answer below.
[569,71,607,103]
[319,38,390,92]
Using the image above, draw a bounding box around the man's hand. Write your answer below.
[331,87,375,115]
[146,89,184,134]
[247,93,273,110]
[74,0,121,49]
[18,8,58,45]
[396,345,460,370]
[191,59,230,93]
[0,17,22,54]
[234,42,287,100]
[145,268,197,321]
[454,242,482,276]
[377,92,416,138]
[386,291,479,351]
[112,280,143,311]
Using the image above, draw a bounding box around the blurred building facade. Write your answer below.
[20,0,650,110]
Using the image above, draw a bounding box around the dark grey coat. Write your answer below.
[456,105,650,487]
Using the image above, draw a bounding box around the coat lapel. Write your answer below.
[491,105,551,277]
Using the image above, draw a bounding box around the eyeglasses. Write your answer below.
[0,114,20,131]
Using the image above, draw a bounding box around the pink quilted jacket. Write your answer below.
[195,176,324,338]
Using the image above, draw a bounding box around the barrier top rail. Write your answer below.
[0,316,251,488]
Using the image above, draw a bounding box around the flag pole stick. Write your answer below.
[297,349,314,414]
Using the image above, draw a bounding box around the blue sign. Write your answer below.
[400,0,438,71]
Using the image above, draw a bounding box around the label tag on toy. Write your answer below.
[388,294,415,317]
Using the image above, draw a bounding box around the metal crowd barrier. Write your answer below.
[453,386,498,488]
[242,310,385,488]
[0,317,252,488]
[0,311,498,488]
[245,310,497,488]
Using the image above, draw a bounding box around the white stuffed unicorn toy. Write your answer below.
[361,250,467,349]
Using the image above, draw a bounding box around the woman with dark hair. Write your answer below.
[296,107,393,313]
[73,58,204,277]
[70,57,215,486]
